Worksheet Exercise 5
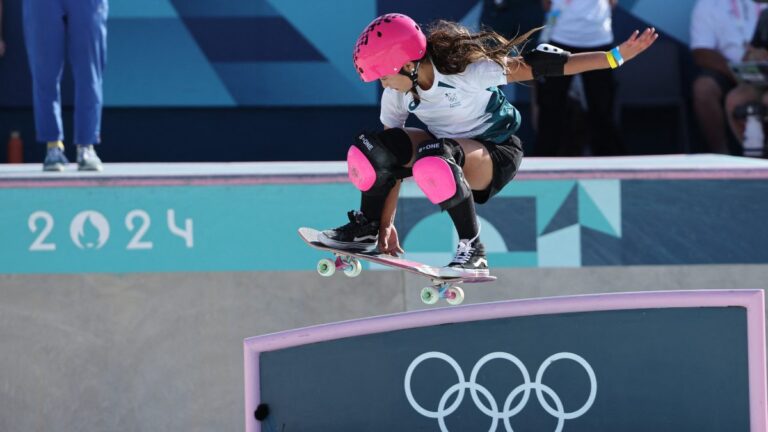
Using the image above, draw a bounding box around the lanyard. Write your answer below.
[731,0,761,43]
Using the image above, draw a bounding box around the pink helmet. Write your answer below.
[353,13,427,82]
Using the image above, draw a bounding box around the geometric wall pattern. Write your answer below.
[397,180,622,268]
[105,0,484,106]
[1,0,696,107]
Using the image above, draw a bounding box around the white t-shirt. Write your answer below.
[690,0,765,63]
[379,60,520,144]
[549,0,614,48]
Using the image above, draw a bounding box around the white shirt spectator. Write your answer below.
[690,0,765,63]
[549,0,614,48]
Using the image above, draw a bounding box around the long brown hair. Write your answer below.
[425,20,539,75]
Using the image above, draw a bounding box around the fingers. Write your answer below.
[642,27,656,41]
[379,237,389,254]
[379,237,400,256]
[649,29,659,44]
[621,27,658,60]
[382,240,404,256]
[639,27,657,44]
[387,237,404,256]
[628,27,657,44]
[378,225,404,256]
[639,28,659,50]
[384,246,402,257]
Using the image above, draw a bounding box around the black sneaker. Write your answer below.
[318,210,379,252]
[442,238,489,277]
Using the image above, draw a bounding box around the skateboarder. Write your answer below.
[318,13,657,277]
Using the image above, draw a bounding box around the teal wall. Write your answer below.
[3,177,768,274]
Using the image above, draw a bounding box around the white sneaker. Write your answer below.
[77,145,103,171]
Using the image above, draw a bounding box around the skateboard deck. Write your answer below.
[298,227,496,305]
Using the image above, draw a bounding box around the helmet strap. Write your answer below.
[399,60,423,102]
[399,60,422,91]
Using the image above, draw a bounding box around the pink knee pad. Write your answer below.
[347,145,376,192]
[413,156,457,205]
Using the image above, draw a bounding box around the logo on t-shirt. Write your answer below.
[444,92,461,108]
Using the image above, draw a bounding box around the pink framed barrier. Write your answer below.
[244,290,767,432]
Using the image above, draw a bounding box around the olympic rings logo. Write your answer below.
[404,351,597,432]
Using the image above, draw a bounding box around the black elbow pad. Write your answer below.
[522,43,571,79]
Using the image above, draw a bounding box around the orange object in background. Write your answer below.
[7,131,23,163]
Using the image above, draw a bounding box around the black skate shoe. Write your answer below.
[318,210,379,252]
[441,238,489,277]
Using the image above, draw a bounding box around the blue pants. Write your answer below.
[23,0,108,145]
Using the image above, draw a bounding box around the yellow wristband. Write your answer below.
[606,51,618,69]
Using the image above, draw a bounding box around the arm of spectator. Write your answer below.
[541,0,552,12]
[692,48,735,80]
[504,27,658,82]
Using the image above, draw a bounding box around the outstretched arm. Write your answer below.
[506,27,659,82]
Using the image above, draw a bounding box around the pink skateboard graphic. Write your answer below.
[299,227,496,305]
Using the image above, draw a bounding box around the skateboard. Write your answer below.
[298,227,496,305]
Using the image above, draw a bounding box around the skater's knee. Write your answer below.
[413,138,471,210]
[347,129,412,194]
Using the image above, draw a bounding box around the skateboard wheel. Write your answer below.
[343,258,363,278]
[446,286,465,305]
[420,287,439,305]
[317,258,336,277]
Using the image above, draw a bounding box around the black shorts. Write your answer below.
[473,135,524,204]
[419,131,524,204]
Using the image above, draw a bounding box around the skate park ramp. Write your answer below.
[245,290,767,432]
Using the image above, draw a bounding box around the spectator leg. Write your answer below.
[582,66,624,155]
[66,0,108,146]
[692,76,729,154]
[725,84,761,142]
[22,0,66,143]
[535,75,573,156]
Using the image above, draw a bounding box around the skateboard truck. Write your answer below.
[420,281,465,306]
[316,253,363,278]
